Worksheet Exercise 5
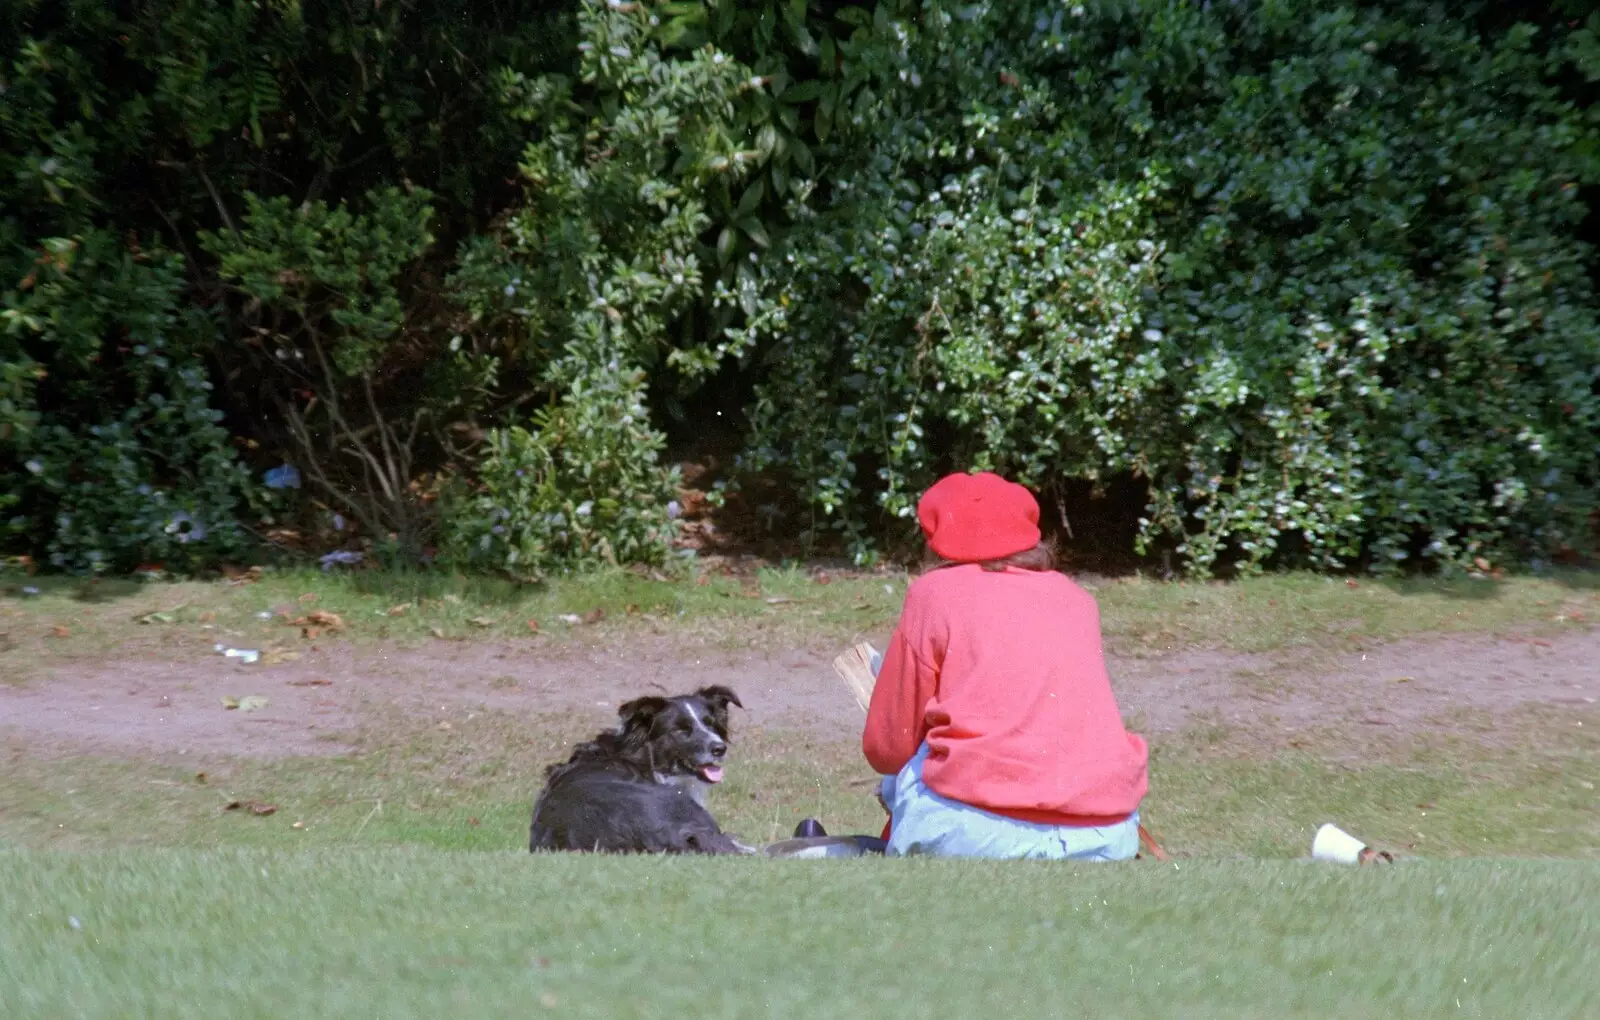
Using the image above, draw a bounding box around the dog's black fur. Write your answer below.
[529,685,752,854]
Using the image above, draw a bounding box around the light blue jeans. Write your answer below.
[880,744,1140,861]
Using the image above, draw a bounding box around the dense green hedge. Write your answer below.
[2,0,569,571]
[4,0,1598,577]
[740,1,1600,573]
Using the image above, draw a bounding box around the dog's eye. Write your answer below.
[675,718,693,734]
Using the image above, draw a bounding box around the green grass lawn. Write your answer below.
[3,564,1597,1015]
[3,704,1594,860]
[2,850,1594,1018]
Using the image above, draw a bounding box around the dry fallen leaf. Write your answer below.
[437,720,453,731]
[51,625,70,638]
[221,696,240,710]
[1344,578,1359,588]
[468,615,497,628]
[297,592,319,605]
[194,772,208,784]
[223,800,278,816]
[1473,556,1492,572]
[526,619,540,633]
[286,678,332,687]
[261,650,301,666]
[386,603,411,616]
[625,604,641,615]
[579,608,606,625]
[307,610,344,629]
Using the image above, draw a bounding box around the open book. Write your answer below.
[831,641,883,714]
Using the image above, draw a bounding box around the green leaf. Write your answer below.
[791,138,815,176]
[717,226,737,265]
[780,80,825,103]
[736,178,766,216]
[739,217,771,248]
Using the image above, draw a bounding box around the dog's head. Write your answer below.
[616,685,743,785]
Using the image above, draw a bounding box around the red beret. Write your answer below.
[916,472,1041,563]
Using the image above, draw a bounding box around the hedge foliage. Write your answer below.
[740,1,1600,572]
[3,0,1598,576]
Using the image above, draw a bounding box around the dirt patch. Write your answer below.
[1113,629,1599,742]
[0,658,360,759]
[1,627,1594,761]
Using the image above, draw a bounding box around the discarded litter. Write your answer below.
[263,464,302,490]
[557,614,582,625]
[220,695,270,712]
[319,550,364,572]
[1312,823,1394,865]
[20,586,40,597]
[215,644,261,665]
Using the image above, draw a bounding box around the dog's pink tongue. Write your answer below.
[700,765,724,784]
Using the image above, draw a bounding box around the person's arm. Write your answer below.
[862,618,939,776]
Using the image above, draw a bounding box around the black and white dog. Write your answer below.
[529,685,755,854]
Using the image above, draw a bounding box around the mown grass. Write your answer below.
[3,565,1596,684]
[3,565,1595,1015]
[3,700,1594,860]
[2,849,1595,1019]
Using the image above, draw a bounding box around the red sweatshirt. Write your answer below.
[863,565,1148,825]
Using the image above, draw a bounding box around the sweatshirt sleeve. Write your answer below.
[862,589,941,776]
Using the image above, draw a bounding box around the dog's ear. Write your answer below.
[696,685,743,711]
[617,696,670,733]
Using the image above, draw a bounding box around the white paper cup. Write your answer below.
[1312,823,1369,864]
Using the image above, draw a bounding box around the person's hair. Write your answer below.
[921,540,1058,574]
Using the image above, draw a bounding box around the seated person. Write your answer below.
[863,471,1149,860]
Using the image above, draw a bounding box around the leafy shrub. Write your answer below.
[1,0,569,572]
[741,1,1600,573]
[3,234,250,572]
[202,186,455,559]
[439,365,680,576]
[437,0,765,573]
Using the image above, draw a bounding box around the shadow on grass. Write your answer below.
[1376,567,1599,602]
[343,568,539,607]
